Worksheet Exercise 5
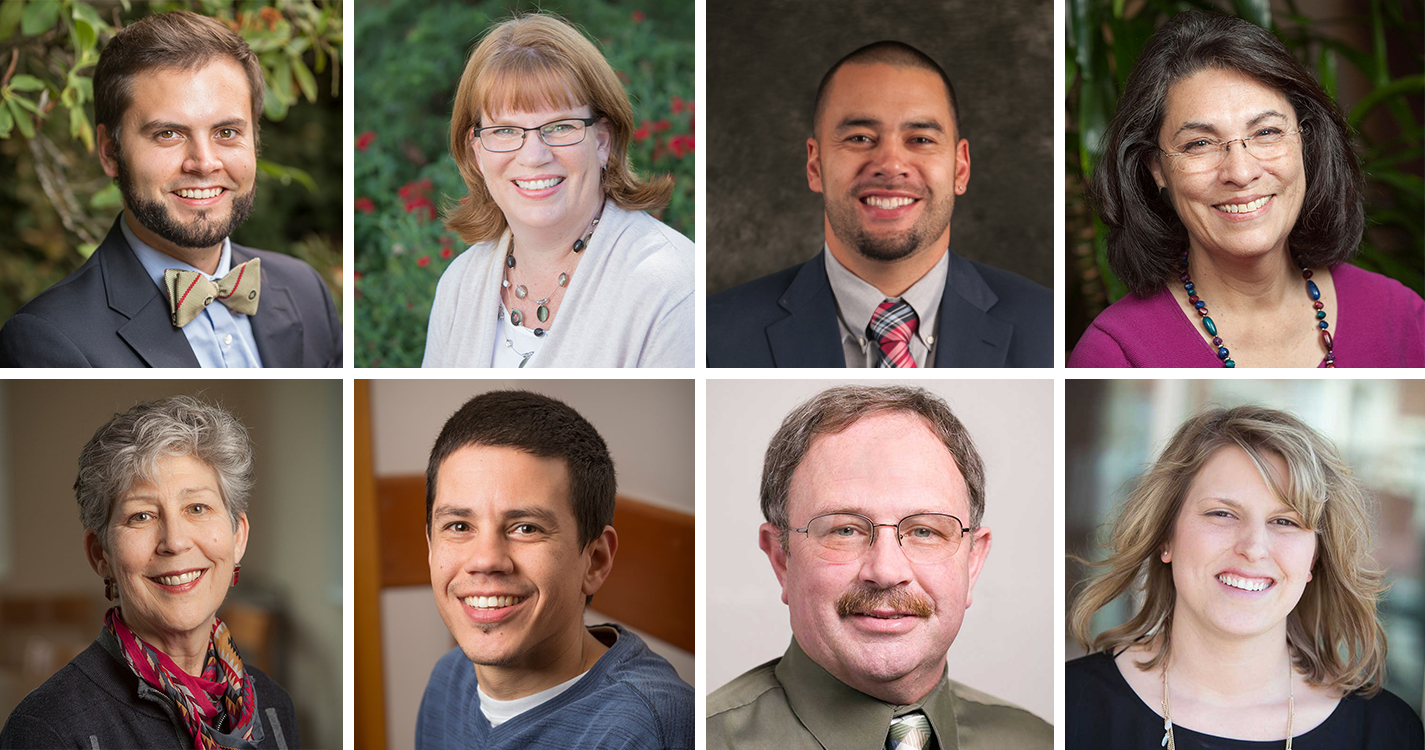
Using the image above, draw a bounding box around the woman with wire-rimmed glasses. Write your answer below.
[422,13,694,368]
[1068,11,1424,368]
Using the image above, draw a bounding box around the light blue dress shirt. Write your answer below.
[122,216,264,368]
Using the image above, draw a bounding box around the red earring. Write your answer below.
[232,564,242,586]
[104,578,116,601]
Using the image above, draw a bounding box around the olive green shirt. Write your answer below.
[706,638,1052,750]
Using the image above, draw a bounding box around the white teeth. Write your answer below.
[863,195,916,209]
[514,177,563,190]
[178,188,222,200]
[1215,196,1269,213]
[1217,573,1272,591]
[463,595,521,609]
[155,570,202,586]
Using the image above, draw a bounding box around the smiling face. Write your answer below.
[99,59,257,267]
[807,63,970,263]
[473,105,611,239]
[428,445,608,672]
[1149,68,1306,264]
[1164,446,1317,642]
[86,454,247,652]
[760,411,991,702]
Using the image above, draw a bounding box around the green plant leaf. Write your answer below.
[1316,46,1338,99]
[72,17,96,52]
[1233,0,1272,29]
[0,101,12,137]
[19,0,58,35]
[7,74,44,91]
[257,158,318,193]
[0,0,23,39]
[7,97,32,138]
[10,94,38,114]
[1348,75,1425,128]
[291,57,318,102]
[72,2,105,31]
[90,182,121,210]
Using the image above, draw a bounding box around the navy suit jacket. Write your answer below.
[0,217,342,367]
[707,250,1051,367]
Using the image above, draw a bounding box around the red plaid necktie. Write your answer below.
[868,300,919,368]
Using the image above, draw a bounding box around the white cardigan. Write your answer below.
[422,201,694,368]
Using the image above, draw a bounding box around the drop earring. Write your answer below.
[104,578,116,601]
[232,564,242,586]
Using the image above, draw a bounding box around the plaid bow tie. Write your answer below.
[868,299,919,368]
[163,258,261,328]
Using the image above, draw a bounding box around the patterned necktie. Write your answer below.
[886,712,932,750]
[164,258,261,327]
[868,299,919,368]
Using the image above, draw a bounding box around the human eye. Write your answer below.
[543,121,576,134]
[1177,139,1215,155]
[128,510,154,524]
[844,133,875,145]
[1271,516,1303,528]
[187,503,211,516]
[443,521,471,533]
[489,126,523,139]
[215,127,239,140]
[509,522,546,538]
[155,130,182,142]
[1205,509,1236,519]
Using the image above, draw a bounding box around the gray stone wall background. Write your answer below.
[707,0,1055,294]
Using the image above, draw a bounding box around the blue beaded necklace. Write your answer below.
[1178,251,1335,368]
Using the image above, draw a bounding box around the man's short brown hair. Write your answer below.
[93,10,265,144]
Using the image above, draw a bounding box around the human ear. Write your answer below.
[580,526,619,598]
[806,138,823,194]
[84,528,112,579]
[962,526,992,609]
[953,138,971,194]
[1147,152,1167,190]
[97,124,120,179]
[758,523,791,605]
[232,512,249,566]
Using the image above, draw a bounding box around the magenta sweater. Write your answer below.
[1069,263,1425,368]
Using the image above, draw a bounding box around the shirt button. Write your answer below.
[858,337,867,347]
[222,334,233,347]
[925,335,935,345]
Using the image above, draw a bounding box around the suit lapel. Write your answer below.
[765,253,845,367]
[98,220,201,367]
[237,245,304,367]
[935,251,1012,368]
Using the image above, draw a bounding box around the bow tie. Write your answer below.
[163,258,261,327]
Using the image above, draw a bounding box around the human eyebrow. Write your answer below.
[139,121,191,135]
[1245,110,1289,128]
[211,119,249,132]
[1171,120,1220,140]
[502,507,560,528]
[833,116,882,134]
[430,505,473,523]
[903,120,945,133]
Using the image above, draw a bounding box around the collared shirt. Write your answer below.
[706,638,1052,750]
[824,247,948,368]
[122,216,263,368]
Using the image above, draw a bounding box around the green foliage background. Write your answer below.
[0,0,343,322]
[1066,0,1424,350]
[353,0,694,368]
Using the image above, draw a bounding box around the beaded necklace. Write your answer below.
[1178,251,1335,368]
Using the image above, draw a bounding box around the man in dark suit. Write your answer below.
[707,41,1050,368]
[0,10,340,368]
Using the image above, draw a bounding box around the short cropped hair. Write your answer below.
[1069,405,1386,695]
[446,12,673,245]
[425,390,616,549]
[1088,11,1364,297]
[93,10,266,145]
[75,396,255,544]
[761,386,985,546]
[812,40,961,138]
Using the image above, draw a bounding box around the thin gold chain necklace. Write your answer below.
[1161,659,1294,749]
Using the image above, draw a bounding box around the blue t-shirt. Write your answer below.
[416,624,693,750]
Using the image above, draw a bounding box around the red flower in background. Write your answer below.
[671,96,684,115]
[440,247,454,260]
[417,255,431,268]
[634,120,651,142]
[357,131,376,151]
[652,119,670,133]
[632,10,645,22]
[667,134,695,159]
[355,197,375,214]
[399,178,437,221]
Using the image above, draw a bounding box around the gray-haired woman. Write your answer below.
[0,396,298,749]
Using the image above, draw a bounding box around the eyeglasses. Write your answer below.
[1158,127,1303,174]
[470,117,600,153]
[790,512,972,564]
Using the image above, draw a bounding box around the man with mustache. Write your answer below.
[706,385,1051,748]
[707,41,1050,368]
[0,10,340,367]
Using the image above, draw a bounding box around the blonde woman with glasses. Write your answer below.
[1068,12,1423,368]
[1066,405,1423,749]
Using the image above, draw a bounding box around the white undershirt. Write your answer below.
[492,303,547,367]
[477,669,590,727]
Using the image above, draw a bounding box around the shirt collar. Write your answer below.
[775,636,960,750]
[120,212,233,290]
[823,245,949,346]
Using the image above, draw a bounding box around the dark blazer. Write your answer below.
[0,216,342,367]
[707,250,1052,367]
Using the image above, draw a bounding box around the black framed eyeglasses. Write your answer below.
[470,117,600,153]
[790,512,972,563]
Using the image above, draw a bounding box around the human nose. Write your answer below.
[1235,521,1270,562]
[868,139,911,180]
[463,530,515,575]
[155,514,194,555]
[1217,137,1264,184]
[183,136,222,175]
[514,129,554,165]
[859,524,914,588]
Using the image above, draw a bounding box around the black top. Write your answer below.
[1066,652,1422,750]
[0,629,300,749]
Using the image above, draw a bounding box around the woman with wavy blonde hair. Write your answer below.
[1066,405,1422,749]
[423,12,693,368]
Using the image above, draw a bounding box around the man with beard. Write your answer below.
[0,10,340,367]
[706,42,1050,367]
[706,385,1051,749]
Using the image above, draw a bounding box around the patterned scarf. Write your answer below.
[105,607,259,750]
